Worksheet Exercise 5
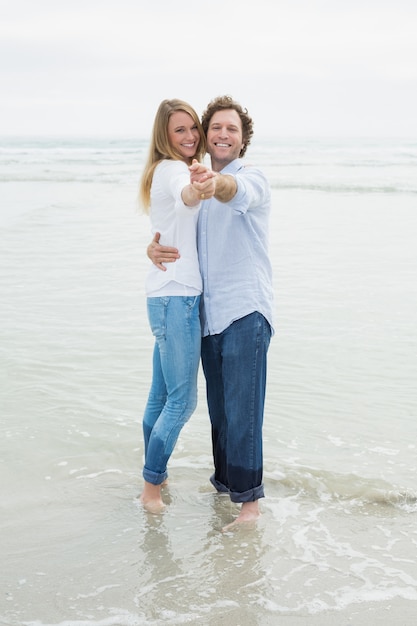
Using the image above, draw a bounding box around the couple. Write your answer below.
[138,95,274,530]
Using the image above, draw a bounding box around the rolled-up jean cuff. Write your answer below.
[143,467,167,486]
[230,484,265,503]
[210,474,230,493]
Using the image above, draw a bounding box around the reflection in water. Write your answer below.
[135,487,270,625]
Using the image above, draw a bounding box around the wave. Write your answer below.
[271,181,417,194]
[1,137,416,193]
[266,465,417,512]
[2,174,415,194]
[0,174,128,184]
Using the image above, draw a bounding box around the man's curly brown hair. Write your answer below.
[201,95,254,158]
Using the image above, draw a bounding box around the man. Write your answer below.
[148,95,274,529]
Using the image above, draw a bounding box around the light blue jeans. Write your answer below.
[142,295,201,485]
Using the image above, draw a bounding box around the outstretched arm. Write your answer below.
[212,173,237,203]
[147,232,180,271]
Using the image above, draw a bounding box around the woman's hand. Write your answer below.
[189,159,217,200]
[189,159,213,183]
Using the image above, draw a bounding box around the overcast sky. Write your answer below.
[1,0,416,139]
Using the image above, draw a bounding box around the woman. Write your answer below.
[138,99,215,513]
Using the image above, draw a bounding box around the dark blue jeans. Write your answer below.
[201,312,271,503]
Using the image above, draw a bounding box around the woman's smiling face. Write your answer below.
[167,111,201,161]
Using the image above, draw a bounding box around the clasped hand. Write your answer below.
[189,159,217,199]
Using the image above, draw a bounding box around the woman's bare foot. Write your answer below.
[222,501,260,532]
[139,481,165,514]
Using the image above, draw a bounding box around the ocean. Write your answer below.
[1,136,417,625]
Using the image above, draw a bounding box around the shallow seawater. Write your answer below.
[1,137,417,625]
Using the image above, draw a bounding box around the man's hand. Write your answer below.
[147,232,180,271]
[189,159,236,202]
[189,159,216,184]
[188,160,217,201]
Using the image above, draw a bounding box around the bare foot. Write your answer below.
[222,501,260,532]
[139,481,166,514]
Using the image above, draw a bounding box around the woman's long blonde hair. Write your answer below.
[139,99,206,212]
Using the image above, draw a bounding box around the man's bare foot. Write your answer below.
[222,501,260,532]
[139,481,165,514]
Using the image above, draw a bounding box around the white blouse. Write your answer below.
[145,159,202,297]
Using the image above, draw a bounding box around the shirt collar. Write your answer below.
[219,158,244,175]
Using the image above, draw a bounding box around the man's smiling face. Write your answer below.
[206,109,244,171]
